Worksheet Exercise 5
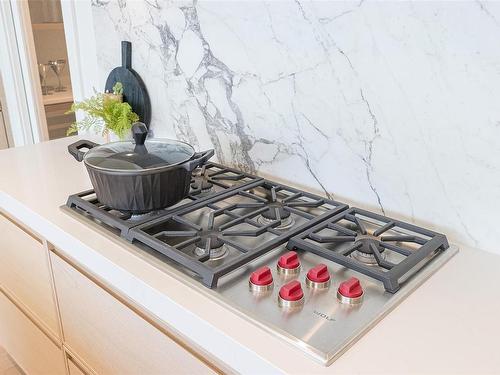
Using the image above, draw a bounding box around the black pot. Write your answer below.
[68,123,214,214]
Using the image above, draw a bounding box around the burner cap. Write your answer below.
[190,179,213,192]
[261,205,291,220]
[194,234,228,260]
[197,234,224,250]
[355,238,385,254]
[257,214,295,231]
[191,168,202,177]
[351,238,386,266]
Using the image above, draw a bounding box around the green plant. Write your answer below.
[112,81,123,95]
[66,83,139,139]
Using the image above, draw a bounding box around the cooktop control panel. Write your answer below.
[216,245,457,365]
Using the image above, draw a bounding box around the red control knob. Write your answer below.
[277,251,301,275]
[306,264,331,289]
[337,277,363,304]
[278,280,304,308]
[250,266,273,286]
[307,264,330,283]
[249,266,273,292]
[279,280,304,301]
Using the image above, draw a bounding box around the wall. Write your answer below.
[92,1,500,254]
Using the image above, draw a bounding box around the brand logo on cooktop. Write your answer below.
[313,310,335,322]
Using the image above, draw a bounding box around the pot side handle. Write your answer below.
[182,149,215,171]
[68,140,99,162]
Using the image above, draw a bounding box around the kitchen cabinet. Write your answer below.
[0,101,8,149]
[27,0,63,23]
[0,212,60,338]
[67,360,85,375]
[0,210,221,374]
[44,102,75,140]
[50,252,216,375]
[67,356,89,375]
[0,291,66,375]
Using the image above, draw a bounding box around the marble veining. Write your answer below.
[92,1,500,254]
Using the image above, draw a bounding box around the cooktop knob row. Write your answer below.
[277,251,301,275]
[249,266,274,292]
[278,280,304,308]
[249,253,364,306]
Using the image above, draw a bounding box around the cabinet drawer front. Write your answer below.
[0,213,60,336]
[51,253,215,375]
[0,292,66,375]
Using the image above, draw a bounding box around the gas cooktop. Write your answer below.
[63,161,457,365]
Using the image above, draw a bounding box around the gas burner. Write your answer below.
[191,168,202,177]
[193,232,229,260]
[351,238,386,265]
[261,204,291,221]
[189,162,262,198]
[190,166,214,195]
[190,179,214,194]
[257,214,295,231]
[197,232,224,249]
[194,243,229,260]
[288,207,450,293]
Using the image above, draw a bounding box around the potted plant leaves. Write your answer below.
[66,82,139,141]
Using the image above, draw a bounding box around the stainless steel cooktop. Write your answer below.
[63,162,458,366]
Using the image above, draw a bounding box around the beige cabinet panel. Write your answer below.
[51,253,215,375]
[67,357,87,375]
[44,102,75,140]
[0,213,59,337]
[0,108,8,149]
[0,292,66,375]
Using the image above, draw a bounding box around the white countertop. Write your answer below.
[1,136,499,374]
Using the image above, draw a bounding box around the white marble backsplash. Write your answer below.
[91,1,500,254]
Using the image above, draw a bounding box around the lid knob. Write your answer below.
[132,122,148,146]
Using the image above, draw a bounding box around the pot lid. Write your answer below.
[84,123,195,172]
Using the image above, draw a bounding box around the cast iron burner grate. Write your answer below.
[130,179,348,288]
[189,163,259,197]
[66,162,262,239]
[287,207,449,293]
[66,189,172,239]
